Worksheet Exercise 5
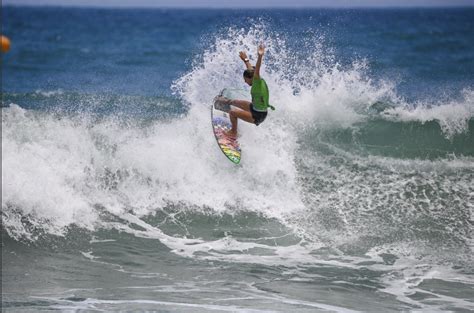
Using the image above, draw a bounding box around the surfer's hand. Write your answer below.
[239,51,248,61]
[257,44,265,56]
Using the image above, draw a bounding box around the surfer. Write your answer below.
[218,44,274,137]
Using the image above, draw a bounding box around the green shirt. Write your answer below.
[251,77,272,112]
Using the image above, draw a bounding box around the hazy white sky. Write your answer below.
[3,0,474,8]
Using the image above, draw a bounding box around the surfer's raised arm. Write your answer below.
[239,51,253,70]
[254,44,264,80]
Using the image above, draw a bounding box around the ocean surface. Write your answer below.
[2,6,474,312]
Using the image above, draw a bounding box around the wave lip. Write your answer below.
[381,88,474,139]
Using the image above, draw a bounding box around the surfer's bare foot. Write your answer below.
[215,96,231,104]
[225,130,237,138]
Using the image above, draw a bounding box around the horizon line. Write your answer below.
[3,3,474,9]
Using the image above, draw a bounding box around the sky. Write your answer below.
[3,0,474,8]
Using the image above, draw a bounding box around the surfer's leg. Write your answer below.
[230,99,251,112]
[227,109,254,136]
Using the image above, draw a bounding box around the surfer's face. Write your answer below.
[244,76,253,86]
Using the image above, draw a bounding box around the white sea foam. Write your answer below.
[33,89,65,97]
[365,243,474,311]
[1,98,303,240]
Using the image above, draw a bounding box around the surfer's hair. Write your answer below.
[243,67,255,79]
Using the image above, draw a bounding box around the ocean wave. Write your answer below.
[306,117,474,159]
[1,102,304,241]
[381,88,474,139]
[1,25,471,270]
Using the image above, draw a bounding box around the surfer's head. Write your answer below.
[243,67,255,86]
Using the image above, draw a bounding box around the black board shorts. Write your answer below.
[250,103,267,126]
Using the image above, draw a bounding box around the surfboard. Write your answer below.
[211,89,248,164]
